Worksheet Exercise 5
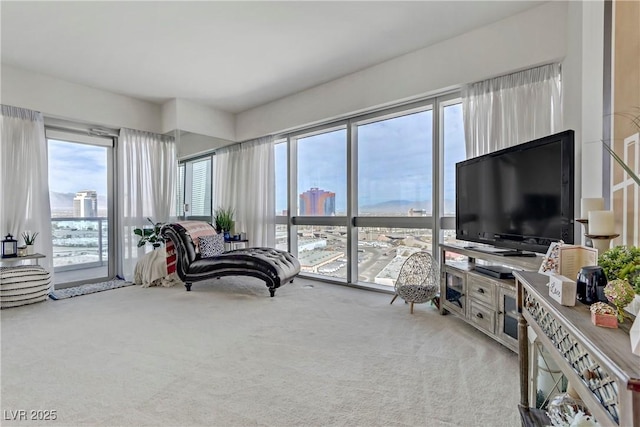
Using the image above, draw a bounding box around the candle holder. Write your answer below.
[584,234,620,254]
[576,219,592,247]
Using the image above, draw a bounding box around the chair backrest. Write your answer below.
[162,223,198,264]
[395,251,439,291]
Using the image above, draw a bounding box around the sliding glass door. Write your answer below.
[47,129,115,287]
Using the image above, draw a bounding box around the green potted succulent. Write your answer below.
[214,207,235,239]
[21,231,38,255]
[133,217,164,249]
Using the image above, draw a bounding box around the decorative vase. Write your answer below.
[26,244,34,255]
[223,231,230,241]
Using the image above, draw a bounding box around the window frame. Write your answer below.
[178,153,215,222]
[45,126,117,287]
[278,91,464,288]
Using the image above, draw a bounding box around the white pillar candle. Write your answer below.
[581,197,604,219]
[588,210,615,235]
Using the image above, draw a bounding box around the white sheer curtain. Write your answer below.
[214,136,275,247]
[462,63,563,158]
[118,128,176,280]
[0,105,54,280]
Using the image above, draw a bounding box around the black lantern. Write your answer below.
[2,234,18,258]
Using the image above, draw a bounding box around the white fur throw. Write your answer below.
[134,249,183,288]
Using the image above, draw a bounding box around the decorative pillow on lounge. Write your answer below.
[199,233,225,257]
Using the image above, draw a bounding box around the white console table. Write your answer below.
[439,244,544,353]
[515,270,640,426]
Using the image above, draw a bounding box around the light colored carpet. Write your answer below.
[1,276,520,427]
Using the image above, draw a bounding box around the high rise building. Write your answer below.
[73,190,98,217]
[299,187,335,216]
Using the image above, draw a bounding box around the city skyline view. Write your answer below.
[44,103,465,288]
[48,139,108,197]
[275,103,465,215]
[48,103,465,218]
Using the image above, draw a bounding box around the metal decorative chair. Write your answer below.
[390,251,440,314]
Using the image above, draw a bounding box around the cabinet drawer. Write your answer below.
[468,276,496,307]
[469,301,496,335]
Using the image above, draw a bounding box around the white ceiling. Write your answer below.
[1,1,544,114]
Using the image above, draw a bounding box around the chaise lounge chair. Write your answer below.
[161,222,301,297]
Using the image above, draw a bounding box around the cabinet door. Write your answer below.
[442,266,466,316]
[497,287,518,349]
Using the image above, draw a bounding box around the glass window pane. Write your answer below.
[187,158,212,217]
[177,164,185,217]
[275,224,288,252]
[297,225,347,279]
[358,111,432,216]
[442,102,466,246]
[442,103,465,217]
[48,139,110,284]
[357,227,432,286]
[297,129,346,216]
[274,141,288,216]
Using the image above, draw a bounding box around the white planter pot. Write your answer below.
[26,245,34,255]
[624,294,640,317]
[631,316,640,356]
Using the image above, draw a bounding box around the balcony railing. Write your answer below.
[51,217,108,273]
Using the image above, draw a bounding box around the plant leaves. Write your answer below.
[602,142,640,187]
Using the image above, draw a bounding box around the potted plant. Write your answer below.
[21,231,38,255]
[214,207,235,240]
[133,218,164,249]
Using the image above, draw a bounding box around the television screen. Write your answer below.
[456,130,575,254]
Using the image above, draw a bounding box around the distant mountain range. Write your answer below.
[358,199,455,215]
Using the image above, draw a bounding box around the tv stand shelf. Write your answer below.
[439,244,545,353]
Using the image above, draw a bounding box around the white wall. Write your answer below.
[175,130,235,159]
[1,0,606,206]
[1,64,162,132]
[236,1,569,141]
[564,0,605,197]
[1,65,237,146]
[562,0,605,244]
[169,98,235,141]
[161,99,178,134]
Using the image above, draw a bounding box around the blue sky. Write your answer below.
[275,104,465,213]
[48,140,108,196]
[47,103,466,213]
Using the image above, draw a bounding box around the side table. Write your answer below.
[225,239,249,251]
[0,253,46,266]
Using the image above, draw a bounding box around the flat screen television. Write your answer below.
[456,130,575,255]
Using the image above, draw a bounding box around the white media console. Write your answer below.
[439,243,545,352]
